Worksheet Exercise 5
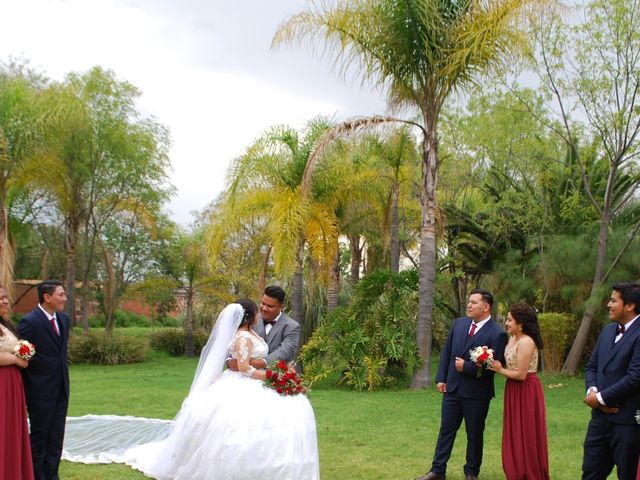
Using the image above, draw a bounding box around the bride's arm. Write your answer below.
[234,335,267,380]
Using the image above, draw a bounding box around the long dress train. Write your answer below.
[502,344,549,480]
[62,304,319,480]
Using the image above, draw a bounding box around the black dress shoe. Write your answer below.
[464,475,478,480]
[415,473,446,480]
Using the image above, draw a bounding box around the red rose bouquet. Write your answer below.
[13,339,36,360]
[264,360,307,396]
[469,345,494,377]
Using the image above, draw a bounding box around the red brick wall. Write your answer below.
[11,281,178,319]
[12,282,39,315]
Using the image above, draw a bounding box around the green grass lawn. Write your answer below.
[60,351,611,480]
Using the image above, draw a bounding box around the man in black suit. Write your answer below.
[417,288,508,480]
[18,280,70,480]
[582,281,640,480]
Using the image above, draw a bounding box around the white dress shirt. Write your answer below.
[264,311,282,336]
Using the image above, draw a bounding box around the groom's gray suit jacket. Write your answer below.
[253,313,300,364]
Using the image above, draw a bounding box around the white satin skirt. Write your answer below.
[63,370,320,480]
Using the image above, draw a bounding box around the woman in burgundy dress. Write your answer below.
[0,285,34,480]
[489,303,549,480]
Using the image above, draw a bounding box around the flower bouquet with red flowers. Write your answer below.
[13,339,36,360]
[469,345,494,377]
[264,360,307,396]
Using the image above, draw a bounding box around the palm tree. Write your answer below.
[208,117,338,338]
[274,0,553,387]
[368,129,421,273]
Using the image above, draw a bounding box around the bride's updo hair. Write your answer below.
[236,298,258,327]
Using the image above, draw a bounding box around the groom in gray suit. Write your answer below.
[228,285,300,370]
[252,285,300,364]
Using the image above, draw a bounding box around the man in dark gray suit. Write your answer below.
[228,285,300,370]
[251,285,300,364]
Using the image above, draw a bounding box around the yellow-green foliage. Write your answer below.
[538,312,577,373]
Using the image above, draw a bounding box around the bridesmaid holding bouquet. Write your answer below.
[489,303,549,480]
[0,285,34,480]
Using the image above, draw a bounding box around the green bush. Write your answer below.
[154,315,181,328]
[150,328,209,356]
[538,312,577,373]
[68,332,148,365]
[88,310,151,328]
[300,269,420,391]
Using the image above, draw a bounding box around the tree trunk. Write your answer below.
[101,242,116,335]
[258,246,272,295]
[291,239,305,338]
[327,237,340,312]
[64,215,79,324]
[562,211,612,374]
[411,117,438,389]
[40,249,50,280]
[185,280,195,357]
[390,185,400,273]
[79,223,97,330]
[79,284,90,332]
[349,234,362,286]
[0,182,15,303]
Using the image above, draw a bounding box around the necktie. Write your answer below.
[468,323,477,337]
[50,318,60,336]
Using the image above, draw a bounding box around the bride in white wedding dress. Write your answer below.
[62,300,320,480]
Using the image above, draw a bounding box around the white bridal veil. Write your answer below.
[62,303,245,464]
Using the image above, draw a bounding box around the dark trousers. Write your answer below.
[582,415,640,480]
[27,391,69,480]
[431,392,491,477]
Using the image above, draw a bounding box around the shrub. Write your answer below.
[300,269,420,391]
[150,328,209,356]
[154,315,181,328]
[68,332,148,365]
[538,312,577,373]
[88,310,151,328]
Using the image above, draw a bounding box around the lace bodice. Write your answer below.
[230,330,268,363]
[0,324,19,353]
[505,338,538,373]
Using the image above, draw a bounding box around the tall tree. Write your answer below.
[20,66,171,325]
[532,0,640,374]
[274,0,552,387]
[0,61,48,299]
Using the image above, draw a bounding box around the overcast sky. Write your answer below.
[0,0,387,225]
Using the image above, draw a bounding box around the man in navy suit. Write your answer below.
[417,288,508,480]
[582,281,640,480]
[18,280,70,480]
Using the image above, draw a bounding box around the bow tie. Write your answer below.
[616,324,626,335]
[263,320,276,326]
